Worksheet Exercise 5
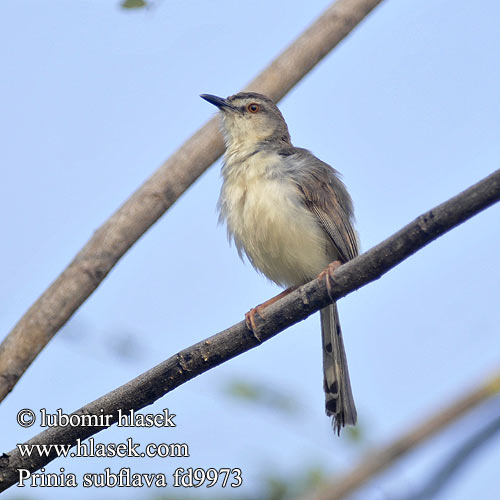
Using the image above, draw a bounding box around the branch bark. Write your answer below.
[0,0,385,403]
[1,168,499,492]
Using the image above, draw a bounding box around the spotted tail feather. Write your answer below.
[320,303,357,434]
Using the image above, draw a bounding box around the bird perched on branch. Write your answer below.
[201,92,359,434]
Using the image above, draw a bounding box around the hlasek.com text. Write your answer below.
[16,407,243,489]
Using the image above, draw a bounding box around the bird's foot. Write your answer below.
[317,260,342,302]
[245,287,297,340]
[245,306,265,339]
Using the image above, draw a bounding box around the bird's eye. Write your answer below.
[247,103,260,113]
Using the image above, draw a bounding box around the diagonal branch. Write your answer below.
[301,377,500,500]
[399,407,500,500]
[0,0,385,403]
[1,168,499,492]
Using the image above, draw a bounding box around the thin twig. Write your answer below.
[302,381,500,500]
[1,168,499,492]
[399,403,500,500]
[0,0,385,403]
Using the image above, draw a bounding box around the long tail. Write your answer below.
[320,303,357,434]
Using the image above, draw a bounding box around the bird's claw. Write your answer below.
[245,306,264,342]
[318,260,342,302]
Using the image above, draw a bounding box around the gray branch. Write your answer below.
[0,0,385,403]
[302,373,500,500]
[1,168,499,492]
[399,404,500,500]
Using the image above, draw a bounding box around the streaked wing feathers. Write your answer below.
[282,148,358,262]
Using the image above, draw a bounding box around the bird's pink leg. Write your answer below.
[317,260,342,301]
[245,287,298,334]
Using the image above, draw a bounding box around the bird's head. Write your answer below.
[201,92,291,149]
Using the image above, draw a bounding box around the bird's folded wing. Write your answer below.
[284,148,359,262]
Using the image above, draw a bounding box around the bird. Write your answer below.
[201,91,359,434]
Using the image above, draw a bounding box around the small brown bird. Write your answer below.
[201,92,359,433]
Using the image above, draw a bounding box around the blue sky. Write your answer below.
[1,0,500,499]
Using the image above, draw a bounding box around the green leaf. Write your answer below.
[121,0,148,9]
[224,379,299,415]
[303,465,327,489]
[344,421,365,443]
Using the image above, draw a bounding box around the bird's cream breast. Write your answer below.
[220,151,332,287]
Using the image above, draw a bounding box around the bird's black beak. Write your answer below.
[200,94,232,110]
